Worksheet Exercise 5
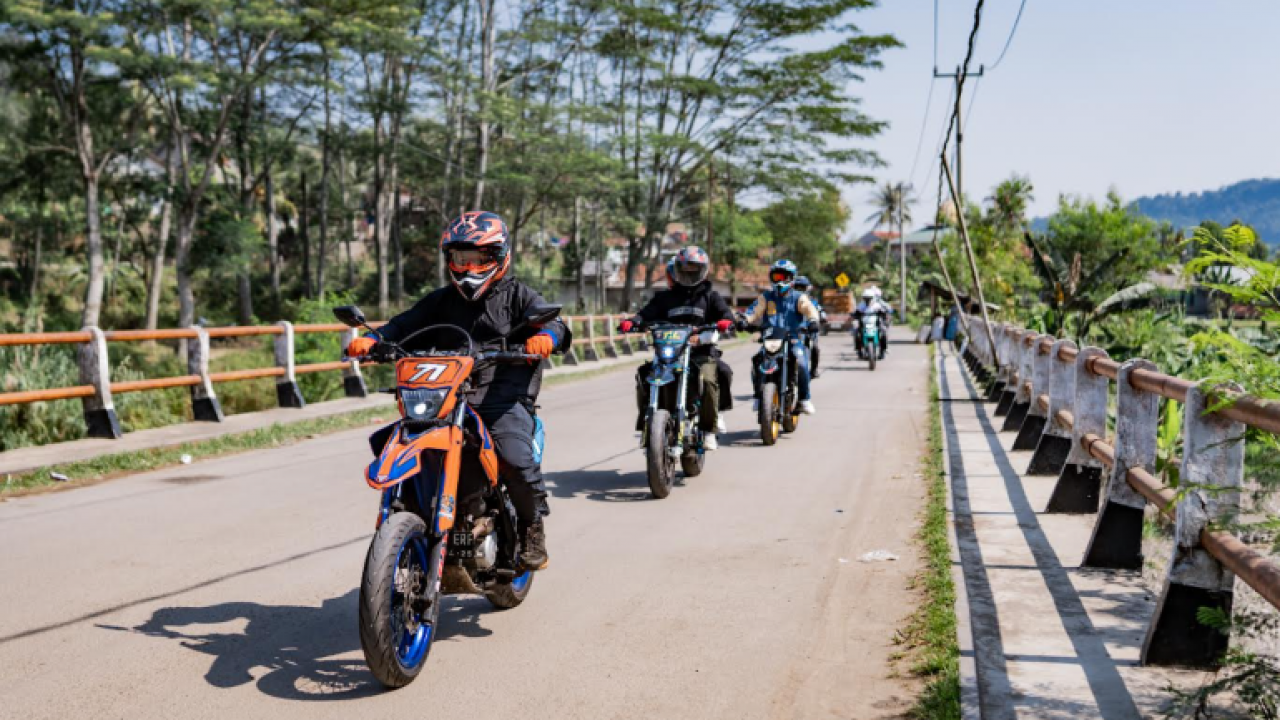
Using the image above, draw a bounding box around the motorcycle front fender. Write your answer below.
[367,423,462,490]
[649,362,680,386]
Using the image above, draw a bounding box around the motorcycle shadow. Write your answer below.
[544,467,653,503]
[109,588,496,701]
[720,429,765,447]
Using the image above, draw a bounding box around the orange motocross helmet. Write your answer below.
[441,211,511,300]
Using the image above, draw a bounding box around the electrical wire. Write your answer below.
[907,79,939,187]
[938,0,986,161]
[986,0,1029,71]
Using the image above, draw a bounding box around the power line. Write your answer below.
[986,0,1029,71]
[907,79,939,187]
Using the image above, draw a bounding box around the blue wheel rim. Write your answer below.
[392,534,434,669]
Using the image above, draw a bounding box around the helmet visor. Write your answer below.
[769,269,794,284]
[673,260,707,286]
[448,247,502,272]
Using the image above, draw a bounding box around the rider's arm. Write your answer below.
[512,285,572,352]
[797,294,821,324]
[634,291,671,325]
[742,294,768,325]
[706,290,735,324]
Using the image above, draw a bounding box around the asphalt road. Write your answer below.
[0,330,929,720]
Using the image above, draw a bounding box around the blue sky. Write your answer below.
[845,0,1280,226]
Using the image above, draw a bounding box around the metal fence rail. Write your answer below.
[957,316,1280,669]
[0,315,638,440]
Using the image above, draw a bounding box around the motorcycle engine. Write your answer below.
[471,534,498,570]
[463,515,498,570]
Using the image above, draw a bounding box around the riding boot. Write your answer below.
[520,518,549,571]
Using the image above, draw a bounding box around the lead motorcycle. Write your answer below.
[624,321,719,498]
[333,302,561,689]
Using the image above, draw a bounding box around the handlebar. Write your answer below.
[621,322,722,334]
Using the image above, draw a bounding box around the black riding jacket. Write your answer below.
[377,276,571,411]
[631,281,734,356]
[633,280,734,327]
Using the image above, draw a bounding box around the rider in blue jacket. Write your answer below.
[741,259,820,415]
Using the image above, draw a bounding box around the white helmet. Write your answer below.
[862,287,878,300]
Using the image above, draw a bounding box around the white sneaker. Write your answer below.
[716,416,727,434]
[800,400,816,415]
[752,398,760,412]
[704,434,719,451]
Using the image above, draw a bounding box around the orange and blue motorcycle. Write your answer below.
[333,303,561,689]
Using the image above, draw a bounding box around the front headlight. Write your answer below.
[401,387,450,421]
[763,339,783,353]
[659,345,677,359]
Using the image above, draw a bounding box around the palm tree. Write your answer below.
[986,175,1034,234]
[866,181,913,314]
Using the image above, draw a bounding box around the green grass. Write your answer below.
[2,407,389,496]
[902,343,962,719]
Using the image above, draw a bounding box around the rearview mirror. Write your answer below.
[524,303,562,327]
[333,305,367,328]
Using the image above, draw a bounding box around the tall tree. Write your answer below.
[3,0,140,327]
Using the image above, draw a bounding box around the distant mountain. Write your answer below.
[1130,178,1280,245]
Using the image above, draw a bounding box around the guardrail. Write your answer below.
[0,314,644,441]
[956,317,1280,669]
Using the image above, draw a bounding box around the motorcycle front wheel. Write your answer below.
[359,512,442,688]
[868,344,878,371]
[646,409,676,498]
[760,384,780,446]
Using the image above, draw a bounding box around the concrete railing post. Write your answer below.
[77,326,121,439]
[612,315,635,355]
[1027,339,1077,475]
[995,329,1019,416]
[583,316,602,362]
[560,318,580,366]
[188,326,224,421]
[1013,339,1053,449]
[274,321,306,408]
[1083,359,1158,569]
[1046,347,1109,513]
[985,323,1007,401]
[339,328,368,397]
[602,314,621,358]
[1001,332,1037,432]
[1142,381,1245,668]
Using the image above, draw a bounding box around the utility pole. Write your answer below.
[934,64,984,206]
[942,155,999,368]
[706,154,715,257]
[897,184,907,320]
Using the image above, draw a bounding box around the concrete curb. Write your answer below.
[937,346,982,720]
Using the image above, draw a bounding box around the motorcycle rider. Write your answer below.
[793,275,823,378]
[619,246,736,451]
[854,286,892,359]
[345,211,569,571]
[742,259,820,415]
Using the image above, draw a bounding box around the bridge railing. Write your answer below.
[957,316,1280,669]
[0,315,639,441]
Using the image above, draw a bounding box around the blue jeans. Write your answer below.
[792,344,812,401]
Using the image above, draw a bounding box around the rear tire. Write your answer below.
[646,409,675,498]
[760,385,780,446]
[680,443,705,477]
[486,569,535,609]
[782,404,800,433]
[359,512,441,689]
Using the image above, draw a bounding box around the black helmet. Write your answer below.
[671,246,711,287]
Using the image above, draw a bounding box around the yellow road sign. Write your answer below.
[834,272,850,289]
